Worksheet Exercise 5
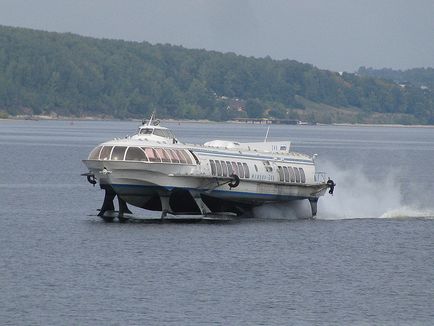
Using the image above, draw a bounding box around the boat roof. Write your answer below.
[95,113,312,161]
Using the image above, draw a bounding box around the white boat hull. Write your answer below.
[83,160,329,217]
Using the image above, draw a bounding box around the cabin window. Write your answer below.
[153,129,165,138]
[263,161,272,172]
[243,163,250,178]
[289,167,296,182]
[210,160,216,176]
[125,147,148,161]
[277,166,284,182]
[299,168,306,183]
[175,150,187,163]
[154,129,172,138]
[176,150,188,164]
[254,164,258,172]
[155,148,171,163]
[166,149,180,163]
[143,147,161,162]
[182,150,194,165]
[294,167,301,183]
[231,162,239,175]
[100,146,113,160]
[151,148,162,162]
[140,128,153,135]
[111,146,127,160]
[237,162,245,178]
[189,150,200,164]
[88,146,102,160]
[221,161,228,177]
[226,161,233,174]
[216,160,223,176]
[166,130,175,139]
[283,166,289,182]
[167,130,175,138]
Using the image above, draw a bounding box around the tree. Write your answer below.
[245,99,266,118]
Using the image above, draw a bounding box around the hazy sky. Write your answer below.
[0,0,433,72]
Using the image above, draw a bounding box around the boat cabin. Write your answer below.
[132,120,178,144]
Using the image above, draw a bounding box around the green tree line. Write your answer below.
[358,66,434,91]
[0,25,433,123]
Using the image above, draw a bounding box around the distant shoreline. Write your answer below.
[1,115,433,128]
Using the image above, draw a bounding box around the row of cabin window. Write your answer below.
[89,145,195,164]
[277,166,306,183]
[210,160,250,179]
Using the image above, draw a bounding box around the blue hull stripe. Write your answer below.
[111,183,305,200]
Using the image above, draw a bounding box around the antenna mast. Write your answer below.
[264,125,270,142]
[147,111,155,126]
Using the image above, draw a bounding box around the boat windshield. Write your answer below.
[153,129,175,139]
[139,127,175,139]
[140,128,154,135]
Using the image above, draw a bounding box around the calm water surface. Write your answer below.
[1,120,434,325]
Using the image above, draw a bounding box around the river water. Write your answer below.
[1,120,433,325]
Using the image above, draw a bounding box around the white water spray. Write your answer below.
[253,200,311,220]
[317,161,434,220]
[253,161,434,221]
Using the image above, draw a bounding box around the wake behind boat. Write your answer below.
[82,115,335,222]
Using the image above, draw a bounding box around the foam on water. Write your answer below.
[379,206,434,219]
[254,161,434,221]
[253,201,311,220]
[317,161,434,220]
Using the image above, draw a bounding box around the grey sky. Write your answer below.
[0,0,433,72]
